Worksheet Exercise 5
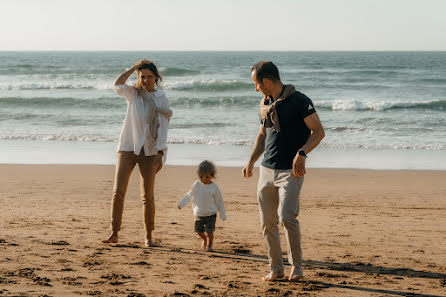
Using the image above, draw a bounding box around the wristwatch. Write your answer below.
[298,150,307,158]
[157,150,164,156]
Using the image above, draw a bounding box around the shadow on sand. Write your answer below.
[111,244,446,297]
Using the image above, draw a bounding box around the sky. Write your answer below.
[1,0,445,51]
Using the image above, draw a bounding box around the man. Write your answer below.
[242,61,325,281]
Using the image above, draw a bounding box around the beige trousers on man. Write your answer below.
[257,165,304,275]
[110,150,157,234]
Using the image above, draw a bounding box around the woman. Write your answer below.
[102,59,172,247]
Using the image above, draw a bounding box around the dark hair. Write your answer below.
[251,61,280,84]
[197,160,216,177]
[136,61,163,87]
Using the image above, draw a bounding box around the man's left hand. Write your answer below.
[292,154,306,177]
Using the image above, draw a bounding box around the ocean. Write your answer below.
[0,51,445,169]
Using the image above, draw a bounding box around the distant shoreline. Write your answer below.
[1,50,446,53]
[1,140,445,170]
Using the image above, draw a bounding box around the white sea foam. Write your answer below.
[318,141,445,151]
[0,78,251,91]
[163,79,251,91]
[1,134,444,151]
[0,134,117,142]
[319,99,445,111]
[0,81,113,90]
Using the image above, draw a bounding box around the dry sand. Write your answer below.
[0,164,445,296]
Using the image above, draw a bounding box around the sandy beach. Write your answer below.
[0,164,445,296]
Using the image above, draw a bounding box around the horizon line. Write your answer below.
[1,49,446,53]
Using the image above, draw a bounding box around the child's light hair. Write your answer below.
[197,160,216,177]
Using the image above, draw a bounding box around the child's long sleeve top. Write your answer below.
[178,180,227,219]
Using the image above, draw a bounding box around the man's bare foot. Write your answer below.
[288,266,303,281]
[289,275,303,281]
[206,245,213,252]
[262,271,284,281]
[102,234,118,244]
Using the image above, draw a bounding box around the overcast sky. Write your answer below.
[1,0,445,51]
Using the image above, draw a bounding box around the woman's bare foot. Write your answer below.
[144,230,158,247]
[262,271,284,281]
[145,239,157,247]
[288,266,303,281]
[102,233,118,244]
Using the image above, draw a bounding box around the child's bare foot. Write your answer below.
[198,233,207,250]
[262,271,284,281]
[206,245,213,252]
[102,233,118,244]
[288,266,303,281]
[201,239,207,250]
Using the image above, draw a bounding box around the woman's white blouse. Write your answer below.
[114,84,169,161]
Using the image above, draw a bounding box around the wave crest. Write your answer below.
[169,96,257,107]
[318,99,446,111]
[0,81,113,90]
[164,79,252,91]
[160,67,200,76]
[2,134,445,150]
[0,134,117,142]
[0,96,121,108]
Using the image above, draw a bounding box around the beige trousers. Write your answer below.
[257,165,304,275]
[110,150,156,233]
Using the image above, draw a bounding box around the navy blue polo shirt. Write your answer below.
[261,90,316,170]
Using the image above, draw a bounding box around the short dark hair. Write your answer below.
[197,160,216,177]
[138,61,163,86]
[251,61,280,84]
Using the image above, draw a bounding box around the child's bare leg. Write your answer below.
[102,231,118,243]
[206,231,214,251]
[197,232,207,249]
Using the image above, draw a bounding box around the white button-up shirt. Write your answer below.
[114,84,170,161]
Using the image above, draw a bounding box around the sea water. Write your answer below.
[0,51,445,169]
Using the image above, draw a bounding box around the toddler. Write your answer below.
[178,160,226,251]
